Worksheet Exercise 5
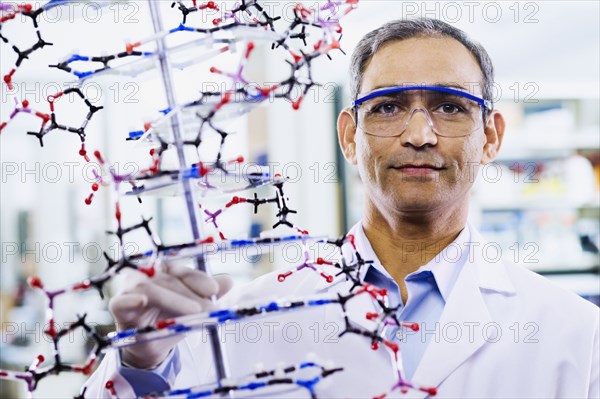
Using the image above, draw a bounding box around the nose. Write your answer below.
[398,106,438,148]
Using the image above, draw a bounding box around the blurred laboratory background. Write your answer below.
[1,1,598,397]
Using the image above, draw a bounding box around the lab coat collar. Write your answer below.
[316,221,516,296]
[467,225,516,295]
[423,224,470,302]
[336,222,470,304]
[314,222,382,292]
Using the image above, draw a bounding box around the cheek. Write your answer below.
[355,135,372,168]
[462,134,485,164]
[356,136,386,181]
[436,136,484,185]
[356,143,372,183]
[452,136,485,184]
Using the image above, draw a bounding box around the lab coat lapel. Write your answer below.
[407,261,493,398]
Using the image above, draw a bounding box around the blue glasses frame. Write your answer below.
[352,85,493,112]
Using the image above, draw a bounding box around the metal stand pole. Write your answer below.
[147,0,230,389]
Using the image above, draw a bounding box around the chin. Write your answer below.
[395,201,441,213]
[383,193,443,213]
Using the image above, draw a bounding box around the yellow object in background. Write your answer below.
[522,176,566,198]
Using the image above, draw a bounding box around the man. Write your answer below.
[84,18,599,398]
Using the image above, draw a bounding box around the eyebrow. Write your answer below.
[353,84,492,110]
[367,82,470,92]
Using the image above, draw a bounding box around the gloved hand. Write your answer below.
[109,263,233,369]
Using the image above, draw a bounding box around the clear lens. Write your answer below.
[356,89,485,138]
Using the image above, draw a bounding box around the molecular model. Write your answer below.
[0,1,437,398]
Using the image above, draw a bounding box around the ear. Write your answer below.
[481,110,505,164]
[337,108,358,165]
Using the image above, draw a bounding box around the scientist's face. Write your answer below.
[338,36,504,214]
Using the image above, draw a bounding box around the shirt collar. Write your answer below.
[351,222,471,303]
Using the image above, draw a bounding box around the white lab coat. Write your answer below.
[85,224,600,398]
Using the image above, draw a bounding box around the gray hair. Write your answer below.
[349,18,495,109]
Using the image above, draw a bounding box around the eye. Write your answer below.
[370,101,401,116]
[437,103,464,114]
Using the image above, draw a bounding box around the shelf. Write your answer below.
[495,81,600,101]
[534,266,599,275]
[481,200,600,212]
[543,272,600,299]
[497,128,599,161]
[522,254,599,274]
[480,190,600,212]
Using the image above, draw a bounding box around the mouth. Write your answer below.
[390,164,446,175]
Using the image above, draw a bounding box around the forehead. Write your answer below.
[360,36,484,96]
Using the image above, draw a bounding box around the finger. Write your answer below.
[109,293,148,325]
[112,268,150,295]
[152,272,208,303]
[141,282,213,316]
[214,274,234,298]
[165,264,219,298]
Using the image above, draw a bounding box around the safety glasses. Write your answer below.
[352,85,493,138]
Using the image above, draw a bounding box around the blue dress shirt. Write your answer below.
[117,346,180,395]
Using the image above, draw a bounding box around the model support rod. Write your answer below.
[146,0,231,389]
